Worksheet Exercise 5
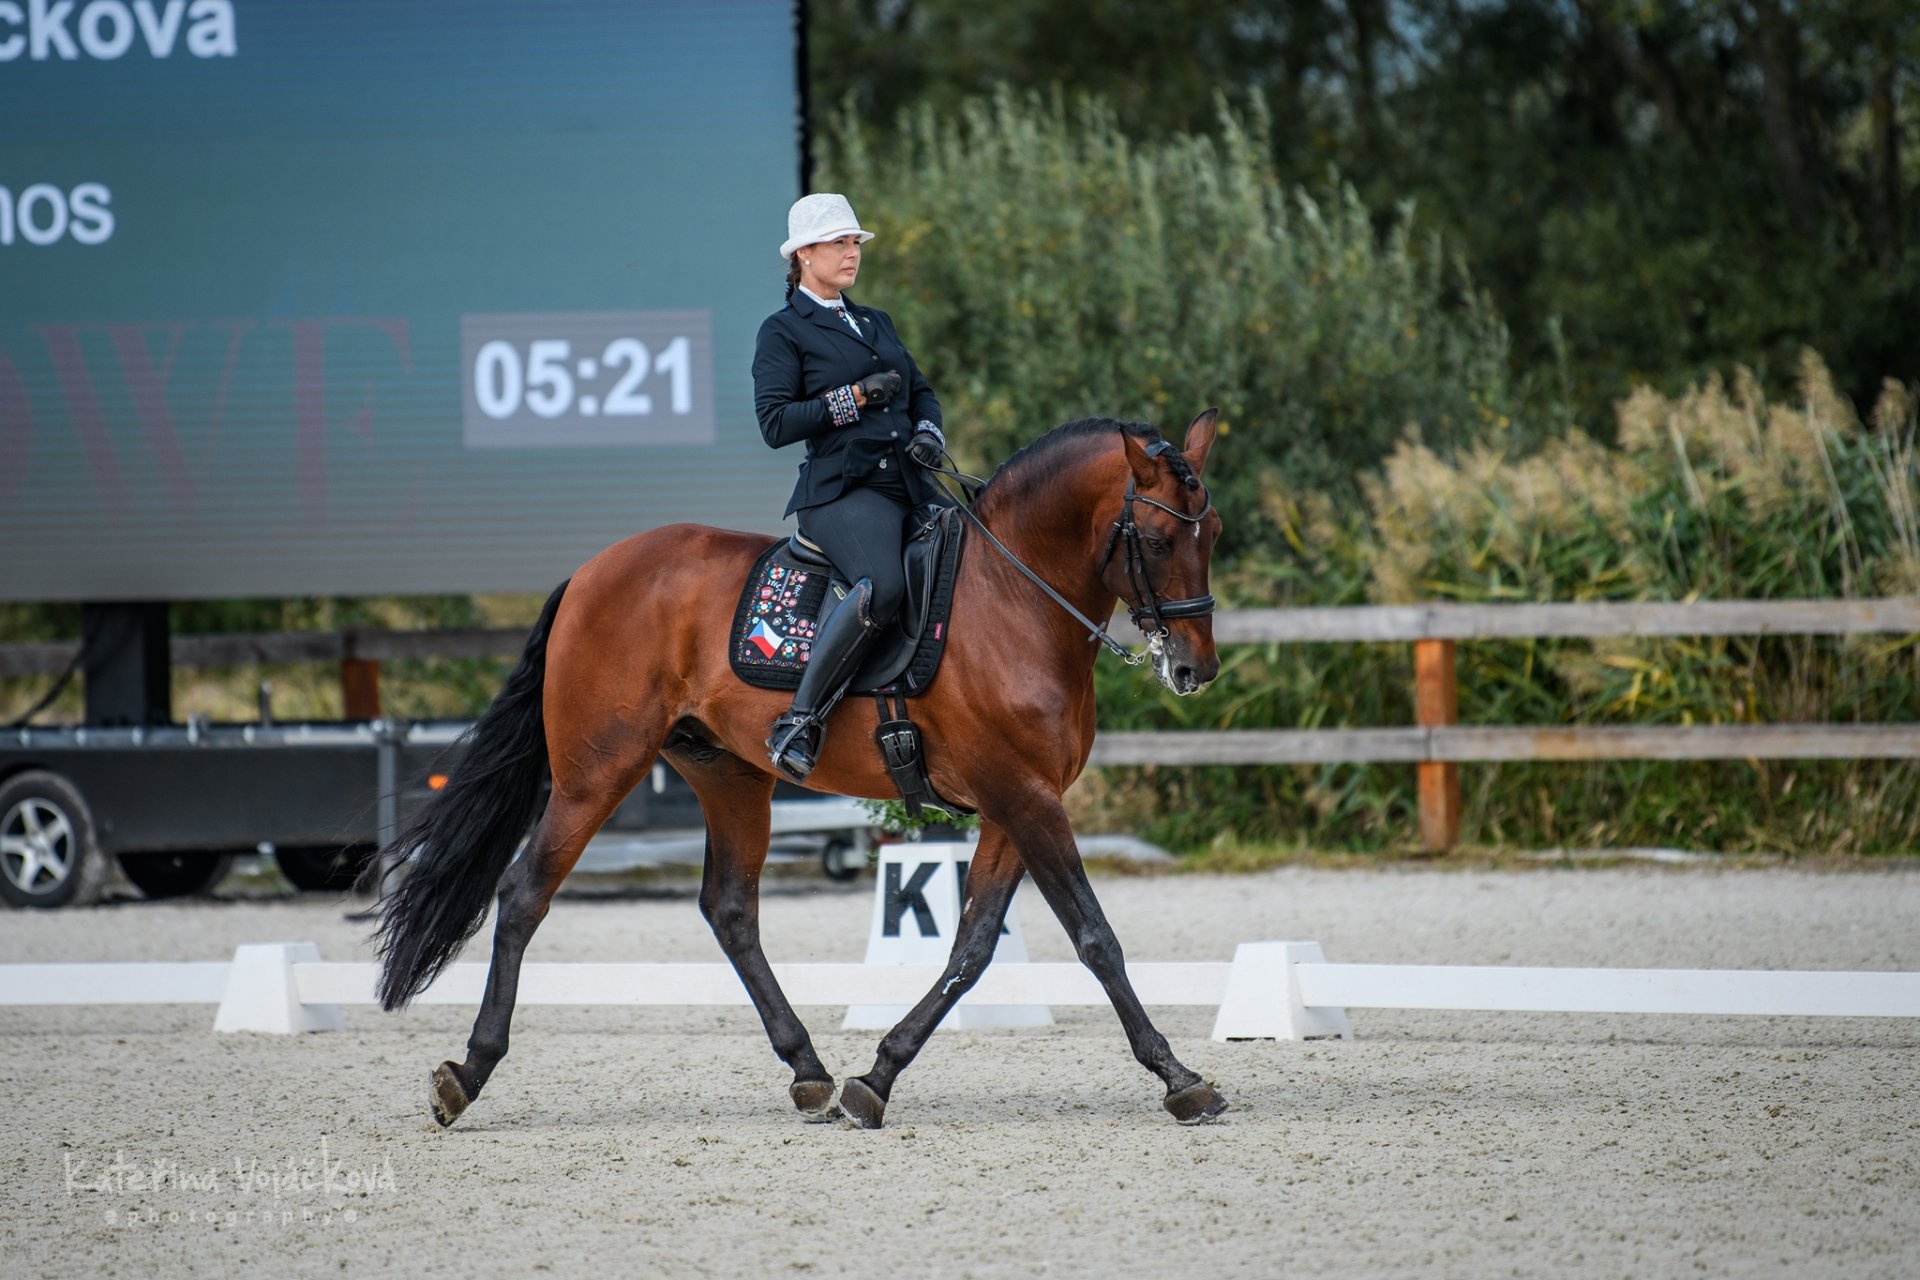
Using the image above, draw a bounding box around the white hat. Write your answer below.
[779,192,874,260]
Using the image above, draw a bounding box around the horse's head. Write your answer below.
[1105,408,1223,696]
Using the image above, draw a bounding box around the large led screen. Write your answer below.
[0,0,802,600]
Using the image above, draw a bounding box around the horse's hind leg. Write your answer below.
[837,823,1024,1129]
[431,778,639,1127]
[996,787,1228,1124]
[673,744,838,1120]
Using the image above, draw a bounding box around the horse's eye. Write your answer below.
[1143,536,1172,558]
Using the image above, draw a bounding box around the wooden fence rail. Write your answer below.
[5,599,1916,849]
[0,627,527,677]
[1120,598,1920,849]
[1210,598,1920,643]
[1088,722,1920,766]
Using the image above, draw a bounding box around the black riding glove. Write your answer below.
[857,370,903,408]
[906,422,945,468]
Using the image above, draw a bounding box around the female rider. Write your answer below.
[752,193,947,782]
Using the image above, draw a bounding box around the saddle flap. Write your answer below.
[897,503,959,638]
[847,503,964,693]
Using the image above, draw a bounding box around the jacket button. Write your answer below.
[879,459,889,469]
[890,431,898,438]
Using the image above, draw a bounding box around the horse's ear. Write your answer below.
[1121,428,1160,488]
[1183,408,1219,477]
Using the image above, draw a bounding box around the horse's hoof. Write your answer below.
[838,1077,887,1130]
[1164,1080,1228,1125]
[430,1061,471,1128]
[790,1078,841,1123]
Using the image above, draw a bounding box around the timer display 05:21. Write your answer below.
[460,311,714,448]
[472,336,690,420]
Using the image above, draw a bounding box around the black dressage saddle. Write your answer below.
[730,502,966,697]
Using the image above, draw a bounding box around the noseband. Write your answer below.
[1097,441,1217,637]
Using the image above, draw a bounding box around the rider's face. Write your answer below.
[800,235,862,297]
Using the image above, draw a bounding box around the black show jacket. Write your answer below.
[753,290,944,517]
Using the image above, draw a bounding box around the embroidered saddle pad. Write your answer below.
[729,503,966,696]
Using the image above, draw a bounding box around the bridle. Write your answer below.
[928,440,1215,667]
[1096,440,1217,637]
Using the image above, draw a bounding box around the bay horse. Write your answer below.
[364,408,1227,1129]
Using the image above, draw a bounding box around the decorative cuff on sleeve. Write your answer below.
[913,420,943,444]
[824,384,861,427]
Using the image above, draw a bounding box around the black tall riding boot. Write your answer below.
[767,578,880,782]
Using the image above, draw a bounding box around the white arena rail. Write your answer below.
[1295,962,1920,1019]
[5,941,1918,1038]
[7,962,232,1004]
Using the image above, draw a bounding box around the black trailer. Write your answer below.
[0,713,711,908]
[1,718,417,906]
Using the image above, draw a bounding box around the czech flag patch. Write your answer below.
[747,618,786,659]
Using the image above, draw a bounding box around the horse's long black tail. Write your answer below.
[360,580,569,1010]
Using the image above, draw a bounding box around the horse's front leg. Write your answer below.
[676,748,839,1120]
[838,825,1024,1128]
[995,785,1228,1124]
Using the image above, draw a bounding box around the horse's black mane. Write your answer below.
[982,416,1197,499]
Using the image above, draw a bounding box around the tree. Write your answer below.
[811,0,1920,434]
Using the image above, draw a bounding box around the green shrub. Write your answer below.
[825,89,1546,552]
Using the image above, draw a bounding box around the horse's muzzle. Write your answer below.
[1156,634,1219,697]
[1170,664,1213,695]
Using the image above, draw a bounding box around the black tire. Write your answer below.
[821,838,862,882]
[0,770,109,909]
[275,844,376,893]
[118,851,234,899]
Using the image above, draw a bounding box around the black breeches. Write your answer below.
[797,485,911,624]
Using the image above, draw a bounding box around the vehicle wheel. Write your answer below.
[821,838,863,882]
[0,770,109,909]
[275,844,376,892]
[119,851,234,899]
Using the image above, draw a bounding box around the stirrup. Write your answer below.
[767,715,821,782]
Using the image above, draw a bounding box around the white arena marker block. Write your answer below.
[214,943,344,1034]
[845,841,1051,1030]
[1211,941,1353,1042]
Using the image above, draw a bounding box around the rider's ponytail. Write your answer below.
[784,253,801,299]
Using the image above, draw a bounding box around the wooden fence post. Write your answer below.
[340,658,382,720]
[1413,638,1461,851]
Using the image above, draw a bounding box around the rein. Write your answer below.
[924,440,1215,666]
